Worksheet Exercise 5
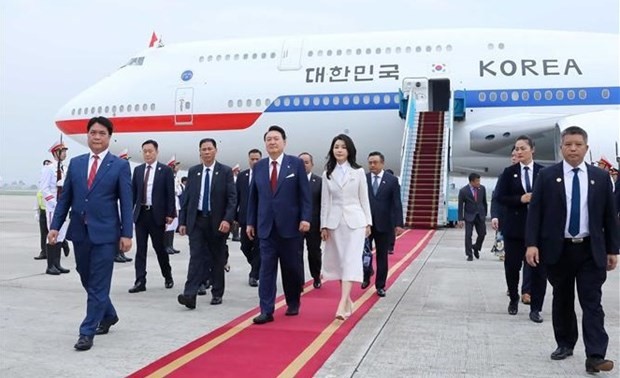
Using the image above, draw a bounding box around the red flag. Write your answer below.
[149,32,158,48]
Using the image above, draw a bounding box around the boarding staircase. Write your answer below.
[399,86,451,229]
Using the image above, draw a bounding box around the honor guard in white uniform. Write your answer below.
[165,155,181,254]
[39,141,70,275]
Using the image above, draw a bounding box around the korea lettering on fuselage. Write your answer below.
[305,64,399,83]
[479,59,583,77]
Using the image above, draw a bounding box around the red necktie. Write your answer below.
[473,187,478,202]
[270,161,278,192]
[143,165,151,204]
[87,155,99,189]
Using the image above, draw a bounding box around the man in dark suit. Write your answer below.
[178,138,236,308]
[128,140,176,293]
[298,152,323,289]
[526,126,619,373]
[247,125,311,324]
[496,135,547,321]
[48,116,133,351]
[458,173,488,261]
[364,151,404,297]
[236,148,262,287]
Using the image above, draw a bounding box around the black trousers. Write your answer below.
[184,214,227,297]
[504,237,547,311]
[546,240,608,358]
[464,215,486,256]
[302,229,322,281]
[364,229,391,289]
[134,208,172,284]
[39,208,48,253]
[240,224,261,280]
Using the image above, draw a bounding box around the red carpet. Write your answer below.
[129,229,434,378]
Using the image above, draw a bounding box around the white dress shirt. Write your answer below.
[371,170,384,192]
[336,161,350,186]
[563,160,589,238]
[520,161,534,192]
[88,149,109,179]
[198,162,216,211]
[143,163,156,206]
[269,154,284,180]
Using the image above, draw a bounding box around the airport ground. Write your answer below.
[0,193,618,377]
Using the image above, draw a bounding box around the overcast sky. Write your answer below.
[1,0,618,184]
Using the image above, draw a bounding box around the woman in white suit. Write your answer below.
[320,134,372,320]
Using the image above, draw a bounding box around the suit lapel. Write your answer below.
[89,153,114,192]
[554,163,567,212]
[275,155,292,194]
[78,155,90,193]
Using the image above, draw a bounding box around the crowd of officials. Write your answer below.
[36,116,619,373]
[39,117,404,351]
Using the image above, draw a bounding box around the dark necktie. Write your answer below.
[142,165,151,204]
[523,166,532,192]
[372,175,380,195]
[270,161,278,193]
[202,168,210,213]
[87,155,99,189]
[568,168,580,236]
[473,187,478,202]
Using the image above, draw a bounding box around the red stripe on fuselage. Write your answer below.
[56,113,262,135]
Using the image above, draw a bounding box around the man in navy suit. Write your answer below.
[299,152,323,289]
[526,126,619,373]
[364,151,404,297]
[496,135,547,322]
[48,117,133,351]
[458,173,488,261]
[236,148,262,287]
[247,125,311,324]
[178,138,236,308]
[128,140,176,293]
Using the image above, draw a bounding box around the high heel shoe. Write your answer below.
[335,313,346,321]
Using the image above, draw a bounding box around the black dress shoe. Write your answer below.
[467,255,473,261]
[177,294,196,309]
[172,248,180,254]
[34,251,46,260]
[313,279,321,289]
[62,241,71,257]
[165,279,174,289]
[197,284,207,295]
[377,288,386,297]
[253,313,274,324]
[114,253,127,263]
[166,247,176,255]
[473,249,480,259]
[74,335,94,351]
[361,280,370,289]
[508,300,518,315]
[248,277,259,287]
[585,357,614,373]
[56,264,70,274]
[388,250,394,255]
[529,311,543,323]
[285,305,299,316]
[128,283,146,293]
[96,315,119,335]
[550,346,573,360]
[210,297,222,305]
[46,266,61,275]
[120,252,132,262]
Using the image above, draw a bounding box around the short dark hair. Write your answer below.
[141,139,159,150]
[561,126,588,144]
[368,151,385,162]
[181,176,188,183]
[468,172,481,182]
[199,138,217,149]
[298,152,313,163]
[42,159,51,165]
[263,125,286,141]
[87,116,113,136]
[248,148,262,156]
[515,135,535,149]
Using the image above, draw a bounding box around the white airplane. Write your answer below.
[54,29,620,175]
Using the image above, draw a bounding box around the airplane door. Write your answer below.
[402,78,429,112]
[278,38,303,71]
[175,87,194,125]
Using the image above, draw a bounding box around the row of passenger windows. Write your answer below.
[71,103,156,116]
[477,88,610,103]
[199,52,277,63]
[227,98,272,108]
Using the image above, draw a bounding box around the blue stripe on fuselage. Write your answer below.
[264,86,619,113]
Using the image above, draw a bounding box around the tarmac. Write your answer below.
[0,193,618,377]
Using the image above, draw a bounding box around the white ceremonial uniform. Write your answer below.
[39,162,69,241]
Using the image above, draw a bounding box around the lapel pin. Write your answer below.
[197,172,201,176]
[158,167,161,171]
[556,178,562,182]
[590,180,595,185]
[215,171,219,175]
[513,174,518,178]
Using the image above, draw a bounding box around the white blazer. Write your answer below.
[320,167,372,229]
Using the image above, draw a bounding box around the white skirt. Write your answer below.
[322,220,365,283]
